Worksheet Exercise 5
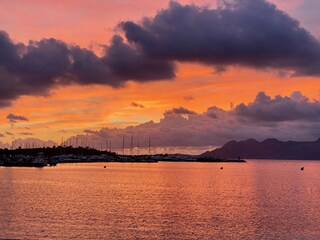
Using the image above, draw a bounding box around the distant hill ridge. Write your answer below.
[201,138,320,160]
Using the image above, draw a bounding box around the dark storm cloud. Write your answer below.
[69,36,175,87]
[131,102,145,108]
[2,0,320,108]
[235,91,320,122]
[6,132,13,136]
[165,107,196,115]
[103,35,175,83]
[0,36,72,105]
[120,0,320,75]
[0,32,175,106]
[0,133,4,137]
[6,113,29,123]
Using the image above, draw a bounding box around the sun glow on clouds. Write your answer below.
[1,68,319,144]
[1,0,320,147]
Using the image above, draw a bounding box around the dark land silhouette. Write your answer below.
[201,138,320,160]
[0,145,244,167]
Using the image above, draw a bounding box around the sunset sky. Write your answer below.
[1,0,320,152]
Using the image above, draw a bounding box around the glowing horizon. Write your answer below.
[1,0,320,150]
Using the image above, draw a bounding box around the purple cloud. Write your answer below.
[6,113,28,123]
[121,0,320,76]
[165,107,196,115]
[67,92,320,149]
[0,31,175,107]
[1,1,320,107]
[130,102,145,108]
[235,91,320,122]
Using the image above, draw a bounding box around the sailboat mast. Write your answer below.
[130,135,133,154]
[122,135,125,155]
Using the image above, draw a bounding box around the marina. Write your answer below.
[0,146,246,167]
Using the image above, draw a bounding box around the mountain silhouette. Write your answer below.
[201,138,320,160]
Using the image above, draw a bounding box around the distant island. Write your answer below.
[201,138,320,160]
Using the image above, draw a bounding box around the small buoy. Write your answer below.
[220,166,223,170]
[104,166,106,168]
[301,167,304,171]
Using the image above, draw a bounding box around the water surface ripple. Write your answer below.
[1,160,320,239]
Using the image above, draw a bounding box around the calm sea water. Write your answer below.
[1,160,320,239]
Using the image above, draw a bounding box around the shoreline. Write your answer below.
[4,157,320,167]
